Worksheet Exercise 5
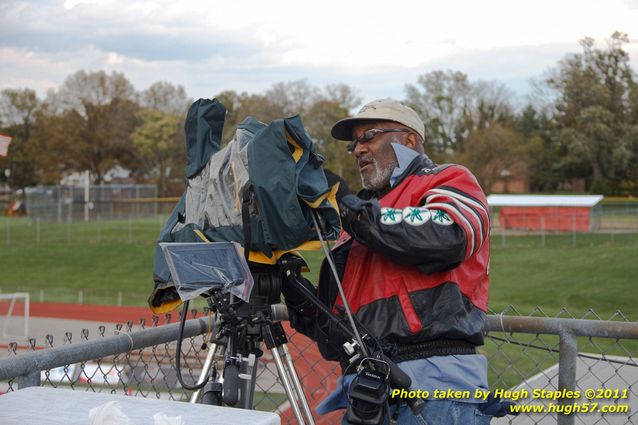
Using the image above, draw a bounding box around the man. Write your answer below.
[284,99,492,424]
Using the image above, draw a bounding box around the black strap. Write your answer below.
[391,340,477,363]
[241,186,253,263]
[338,340,477,375]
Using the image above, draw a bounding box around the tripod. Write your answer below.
[185,283,315,425]
[166,208,423,424]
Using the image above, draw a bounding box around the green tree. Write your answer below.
[545,32,638,194]
[514,105,561,192]
[131,109,182,196]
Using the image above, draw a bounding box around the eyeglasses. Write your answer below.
[346,128,412,153]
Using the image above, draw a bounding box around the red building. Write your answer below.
[487,195,604,232]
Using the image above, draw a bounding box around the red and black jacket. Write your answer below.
[286,155,490,367]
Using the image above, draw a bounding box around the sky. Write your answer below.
[1,0,638,109]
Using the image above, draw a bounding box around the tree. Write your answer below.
[514,105,561,192]
[216,82,363,189]
[43,70,140,183]
[131,109,183,196]
[305,84,363,190]
[405,70,513,158]
[0,88,41,189]
[545,32,638,194]
[214,90,286,145]
[454,124,525,194]
[140,81,191,116]
[0,88,40,141]
[266,79,322,116]
[324,83,362,112]
[301,100,360,190]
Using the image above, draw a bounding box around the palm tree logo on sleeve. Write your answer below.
[380,208,403,225]
[401,207,431,226]
[431,210,454,226]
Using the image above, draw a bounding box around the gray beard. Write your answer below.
[361,158,396,191]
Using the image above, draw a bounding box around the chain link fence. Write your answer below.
[1,307,636,425]
[485,307,638,424]
[24,184,159,223]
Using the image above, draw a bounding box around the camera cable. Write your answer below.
[175,300,209,391]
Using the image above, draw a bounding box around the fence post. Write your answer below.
[67,191,73,241]
[135,186,139,218]
[78,290,83,305]
[96,213,101,243]
[18,370,41,389]
[540,216,545,248]
[57,186,62,224]
[501,216,506,248]
[571,215,576,247]
[128,216,132,243]
[5,216,10,245]
[36,217,40,244]
[557,330,577,425]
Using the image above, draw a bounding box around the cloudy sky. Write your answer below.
[1,0,638,107]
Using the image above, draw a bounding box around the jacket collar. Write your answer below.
[358,154,435,200]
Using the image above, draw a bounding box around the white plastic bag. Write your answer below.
[89,401,134,425]
[154,412,186,425]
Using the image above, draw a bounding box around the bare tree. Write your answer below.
[405,70,513,157]
[140,81,192,116]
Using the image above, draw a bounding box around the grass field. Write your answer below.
[1,217,637,388]
[0,217,163,305]
[2,217,636,318]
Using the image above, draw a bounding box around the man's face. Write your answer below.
[351,121,409,191]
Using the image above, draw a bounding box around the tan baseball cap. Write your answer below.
[331,98,425,141]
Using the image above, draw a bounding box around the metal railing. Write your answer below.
[485,314,638,425]
[0,316,211,389]
[1,312,637,425]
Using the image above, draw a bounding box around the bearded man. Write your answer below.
[284,98,493,424]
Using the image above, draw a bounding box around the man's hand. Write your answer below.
[281,269,316,308]
[338,194,381,242]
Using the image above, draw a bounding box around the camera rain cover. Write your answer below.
[149,98,341,314]
[160,242,253,302]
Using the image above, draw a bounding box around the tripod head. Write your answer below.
[199,259,299,407]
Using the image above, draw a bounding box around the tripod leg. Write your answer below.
[270,344,307,425]
[239,353,258,409]
[190,342,219,403]
[264,323,315,425]
[279,343,315,425]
